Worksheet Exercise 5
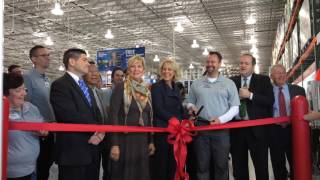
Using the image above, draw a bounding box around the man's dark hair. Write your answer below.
[209,51,222,62]
[3,73,24,96]
[8,65,20,73]
[63,48,87,70]
[29,45,45,59]
[242,53,256,65]
[111,66,123,79]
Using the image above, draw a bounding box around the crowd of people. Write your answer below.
[3,45,317,180]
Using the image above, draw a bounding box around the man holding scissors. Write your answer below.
[187,51,240,180]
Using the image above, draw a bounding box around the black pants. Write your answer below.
[194,130,230,180]
[311,128,320,171]
[36,133,55,180]
[58,151,100,180]
[269,125,293,180]
[152,133,176,180]
[230,128,269,180]
[7,174,32,180]
[101,138,111,180]
[186,141,197,180]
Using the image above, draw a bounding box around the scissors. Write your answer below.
[192,106,210,126]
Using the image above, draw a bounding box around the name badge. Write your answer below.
[45,82,50,88]
[9,113,21,120]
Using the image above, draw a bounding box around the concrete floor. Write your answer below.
[48,151,320,180]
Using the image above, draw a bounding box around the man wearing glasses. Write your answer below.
[23,45,55,180]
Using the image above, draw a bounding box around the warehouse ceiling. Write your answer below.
[3,0,286,79]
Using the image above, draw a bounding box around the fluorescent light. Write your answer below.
[51,2,64,16]
[153,55,160,62]
[249,35,257,44]
[245,14,256,25]
[250,45,258,54]
[174,22,184,33]
[202,48,209,56]
[189,63,194,69]
[191,40,199,48]
[104,29,114,39]
[141,0,155,4]
[44,37,53,46]
[107,70,112,75]
[58,65,65,71]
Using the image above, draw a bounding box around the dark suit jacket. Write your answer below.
[231,73,274,139]
[50,73,102,166]
[288,84,306,99]
[151,80,184,127]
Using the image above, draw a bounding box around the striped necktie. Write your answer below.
[78,79,92,106]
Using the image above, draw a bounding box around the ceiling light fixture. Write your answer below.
[58,65,65,71]
[44,37,53,46]
[141,0,155,4]
[104,29,114,39]
[202,48,209,56]
[191,40,199,48]
[174,22,184,33]
[189,63,194,69]
[51,2,64,16]
[245,14,256,25]
[253,52,259,59]
[249,35,257,44]
[153,55,160,62]
[250,45,258,54]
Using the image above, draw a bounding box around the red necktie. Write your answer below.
[279,87,287,116]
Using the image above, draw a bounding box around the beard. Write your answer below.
[206,66,215,73]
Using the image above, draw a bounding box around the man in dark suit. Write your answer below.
[230,54,274,180]
[269,64,306,180]
[50,48,103,180]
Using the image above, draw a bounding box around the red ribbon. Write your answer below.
[167,118,195,180]
[9,117,289,132]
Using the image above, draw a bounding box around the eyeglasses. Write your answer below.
[34,54,50,58]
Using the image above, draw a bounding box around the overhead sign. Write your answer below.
[96,47,145,72]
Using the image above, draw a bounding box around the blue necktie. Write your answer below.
[78,79,92,106]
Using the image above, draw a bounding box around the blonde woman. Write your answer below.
[109,55,155,180]
[151,58,184,180]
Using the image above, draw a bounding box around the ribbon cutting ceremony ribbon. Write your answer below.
[167,118,195,180]
[9,116,290,180]
[9,116,289,132]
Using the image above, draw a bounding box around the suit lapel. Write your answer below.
[64,73,92,108]
[288,84,302,99]
[249,73,256,92]
[161,80,179,98]
[235,76,241,89]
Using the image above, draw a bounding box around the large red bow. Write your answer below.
[167,117,195,180]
